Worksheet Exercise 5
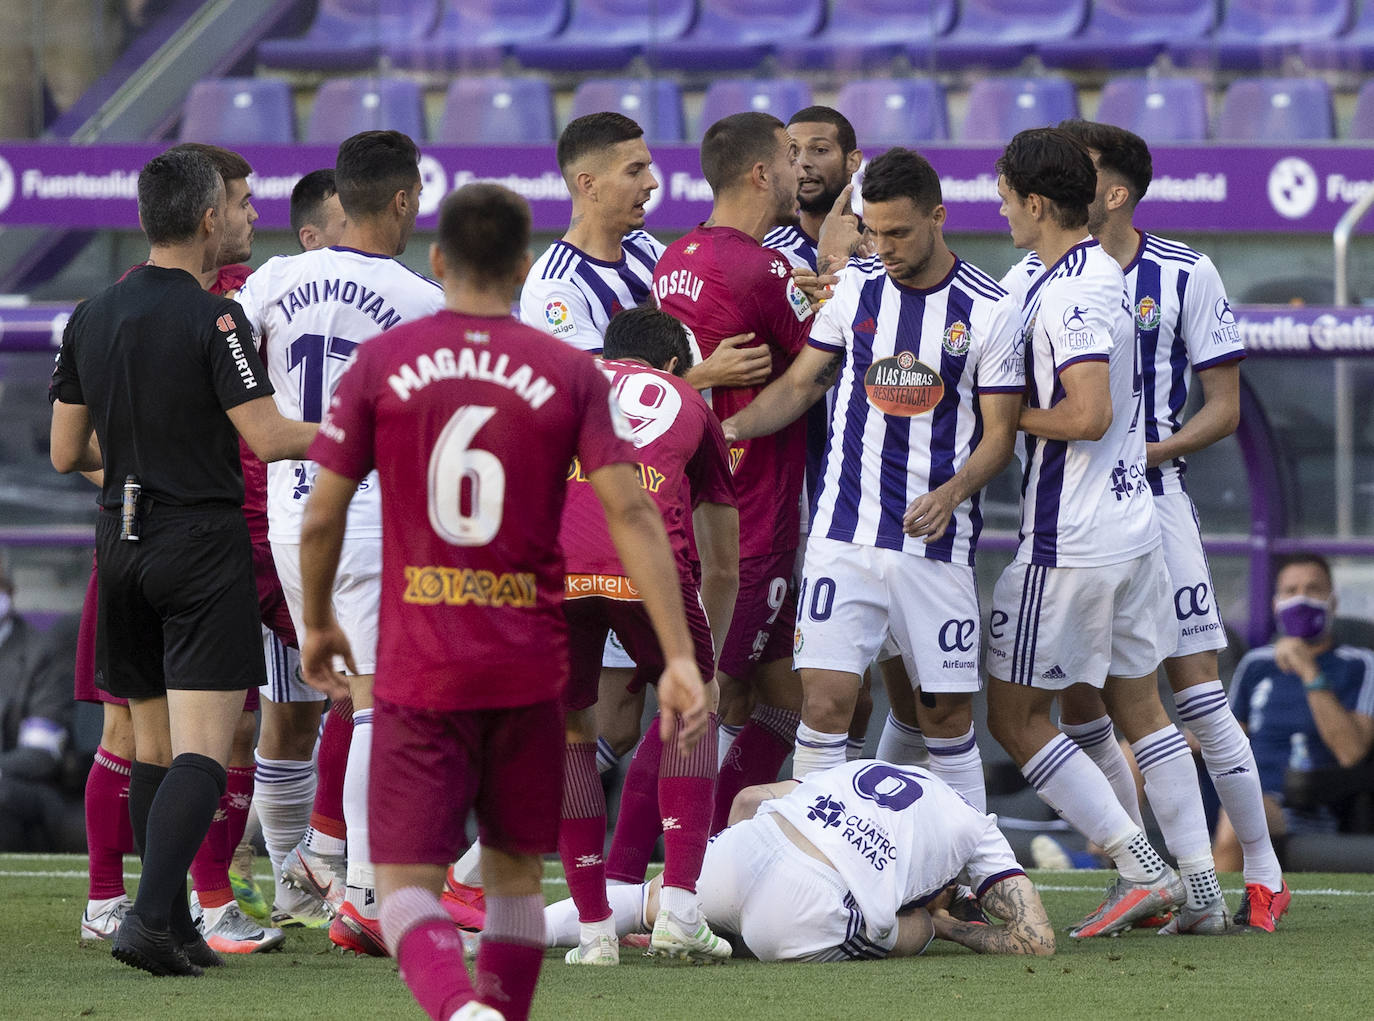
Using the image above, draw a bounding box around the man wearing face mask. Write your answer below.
[1215,554,1374,876]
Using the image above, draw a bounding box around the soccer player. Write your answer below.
[984,128,1228,938]
[559,306,738,966]
[762,105,864,274]
[653,111,814,833]
[545,760,1054,961]
[236,130,445,955]
[724,147,1024,811]
[290,168,347,252]
[298,181,710,1021]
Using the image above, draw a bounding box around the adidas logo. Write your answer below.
[1216,766,1250,778]
[1041,665,1068,680]
[853,317,876,335]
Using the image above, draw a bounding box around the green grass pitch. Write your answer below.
[2,855,1372,1020]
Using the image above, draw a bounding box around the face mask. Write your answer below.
[1275,594,1330,641]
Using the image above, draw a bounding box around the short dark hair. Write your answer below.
[602,306,694,376]
[995,128,1096,230]
[138,147,223,246]
[860,147,942,213]
[290,168,337,235]
[166,141,252,184]
[556,112,645,174]
[1276,552,1334,589]
[700,111,786,194]
[335,130,420,219]
[438,183,529,283]
[788,105,857,155]
[1057,119,1153,204]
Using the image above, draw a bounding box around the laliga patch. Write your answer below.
[544,299,577,338]
[1135,296,1160,330]
[785,277,814,322]
[941,320,971,356]
[864,351,943,417]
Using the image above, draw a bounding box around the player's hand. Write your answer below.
[854,226,877,260]
[791,266,840,306]
[301,617,356,700]
[698,332,770,389]
[903,488,958,542]
[657,655,709,755]
[1274,635,1320,682]
[817,183,862,274]
[721,415,741,443]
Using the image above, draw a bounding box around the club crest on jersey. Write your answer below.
[941,321,971,356]
[684,242,700,255]
[770,258,789,278]
[544,299,575,338]
[785,278,814,322]
[1135,296,1160,330]
[863,351,943,417]
[793,627,804,654]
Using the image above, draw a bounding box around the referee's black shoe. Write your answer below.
[111,910,204,977]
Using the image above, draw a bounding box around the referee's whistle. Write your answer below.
[120,475,141,542]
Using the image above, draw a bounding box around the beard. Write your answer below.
[797,181,845,216]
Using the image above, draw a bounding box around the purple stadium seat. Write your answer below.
[1038,0,1217,71]
[514,0,695,72]
[646,0,825,73]
[1094,77,1210,142]
[569,79,685,143]
[179,78,295,144]
[257,0,440,72]
[1216,77,1334,141]
[305,78,427,144]
[1348,80,1374,139]
[434,78,555,144]
[926,0,1089,72]
[834,79,949,145]
[960,77,1079,143]
[1170,0,1354,72]
[1301,1,1374,71]
[698,79,814,136]
[775,0,956,73]
[388,0,569,72]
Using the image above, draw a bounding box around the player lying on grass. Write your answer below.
[544,760,1054,961]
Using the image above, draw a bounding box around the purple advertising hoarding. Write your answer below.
[1,142,1374,234]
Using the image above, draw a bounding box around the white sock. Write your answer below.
[717,723,743,769]
[343,708,374,895]
[1174,680,1283,890]
[251,753,317,878]
[303,826,346,858]
[1022,734,1140,854]
[845,737,866,761]
[451,840,483,887]
[658,884,699,925]
[1131,725,1213,870]
[924,726,986,812]
[875,712,928,766]
[1059,715,1144,829]
[1102,829,1170,884]
[793,723,847,778]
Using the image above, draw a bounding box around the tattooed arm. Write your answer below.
[721,344,842,442]
[931,875,1055,956]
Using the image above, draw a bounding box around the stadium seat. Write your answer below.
[1170,0,1355,72]
[959,77,1078,143]
[179,78,295,144]
[775,0,957,73]
[834,79,949,145]
[1301,0,1374,71]
[1093,77,1210,143]
[1215,77,1334,141]
[434,77,555,144]
[513,0,695,72]
[387,0,569,72]
[1037,0,1217,71]
[1349,80,1374,140]
[698,79,814,136]
[926,0,1089,72]
[257,0,440,72]
[646,0,826,73]
[568,79,685,143]
[305,77,427,144]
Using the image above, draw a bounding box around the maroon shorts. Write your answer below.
[254,540,297,649]
[563,589,716,711]
[717,550,798,680]
[368,695,563,865]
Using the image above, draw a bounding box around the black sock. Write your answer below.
[130,753,226,932]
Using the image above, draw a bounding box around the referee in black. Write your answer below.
[50,147,317,976]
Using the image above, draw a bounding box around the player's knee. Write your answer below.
[913,691,971,734]
[100,705,136,758]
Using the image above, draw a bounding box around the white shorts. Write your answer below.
[698,814,899,962]
[602,630,634,670]
[258,625,322,703]
[793,538,981,693]
[986,547,1174,689]
[1156,492,1228,658]
[272,538,380,676]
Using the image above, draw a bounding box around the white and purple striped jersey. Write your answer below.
[1008,238,1160,568]
[1003,231,1245,497]
[806,256,1024,564]
[763,223,819,271]
[518,229,664,353]
[761,761,1024,952]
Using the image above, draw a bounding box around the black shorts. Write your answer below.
[95,503,264,699]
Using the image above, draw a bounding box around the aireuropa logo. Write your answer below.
[0,155,15,214]
[1267,157,1319,220]
[418,154,446,217]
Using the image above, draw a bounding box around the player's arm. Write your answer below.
[227,397,320,462]
[1145,360,1240,467]
[931,874,1055,956]
[589,462,708,752]
[684,331,771,391]
[722,343,840,441]
[49,402,102,473]
[296,466,357,700]
[1019,359,1111,441]
[726,779,801,827]
[816,183,863,276]
[692,500,739,665]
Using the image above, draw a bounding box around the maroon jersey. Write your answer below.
[652,225,815,558]
[309,309,636,711]
[559,359,735,593]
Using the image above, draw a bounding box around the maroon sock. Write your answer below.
[311,698,353,840]
[660,713,717,892]
[85,746,133,901]
[222,765,255,857]
[711,705,800,835]
[190,790,235,909]
[605,721,664,884]
[477,893,545,1021]
[397,919,475,1020]
[557,742,611,924]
